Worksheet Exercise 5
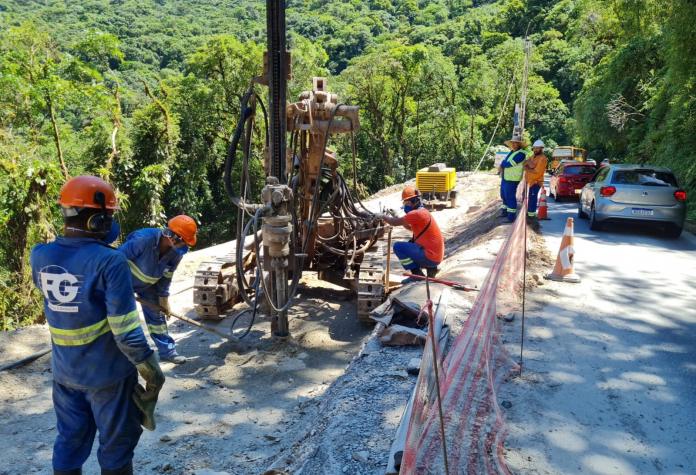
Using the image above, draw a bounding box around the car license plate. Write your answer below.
[631,208,654,216]
[574,189,581,194]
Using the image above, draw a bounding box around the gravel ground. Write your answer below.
[266,283,475,475]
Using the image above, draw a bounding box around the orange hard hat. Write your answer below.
[401,186,421,202]
[57,175,120,210]
[168,215,197,246]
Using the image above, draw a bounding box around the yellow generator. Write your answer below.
[415,163,457,208]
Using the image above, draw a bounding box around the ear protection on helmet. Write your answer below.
[86,191,114,233]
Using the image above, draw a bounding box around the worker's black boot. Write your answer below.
[102,461,133,475]
[402,267,425,285]
[426,266,440,278]
[54,469,82,475]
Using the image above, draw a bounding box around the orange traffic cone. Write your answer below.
[537,188,550,220]
[546,217,581,283]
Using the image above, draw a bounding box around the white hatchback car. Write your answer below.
[578,165,687,238]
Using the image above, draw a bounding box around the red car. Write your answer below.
[549,162,597,201]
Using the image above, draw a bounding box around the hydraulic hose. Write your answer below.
[229,277,261,340]
[236,207,264,307]
[225,90,261,212]
[252,207,304,314]
[256,94,269,146]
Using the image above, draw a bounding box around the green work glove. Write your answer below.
[133,384,157,431]
[159,296,171,320]
[133,353,165,431]
[136,353,165,399]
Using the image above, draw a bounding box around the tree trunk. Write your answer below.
[139,78,175,162]
[46,94,69,180]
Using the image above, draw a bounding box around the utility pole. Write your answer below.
[513,36,532,139]
[468,104,475,171]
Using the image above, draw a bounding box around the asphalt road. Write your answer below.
[502,179,696,475]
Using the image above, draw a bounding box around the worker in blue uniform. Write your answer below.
[118,215,197,364]
[499,133,527,222]
[30,175,165,475]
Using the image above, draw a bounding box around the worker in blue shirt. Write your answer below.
[30,176,165,475]
[499,133,527,222]
[118,215,197,364]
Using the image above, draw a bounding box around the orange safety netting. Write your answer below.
[401,189,528,475]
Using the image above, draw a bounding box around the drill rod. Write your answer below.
[402,273,479,292]
[136,298,238,342]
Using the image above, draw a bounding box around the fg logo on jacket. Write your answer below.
[39,266,83,313]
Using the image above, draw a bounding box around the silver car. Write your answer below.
[578,164,687,238]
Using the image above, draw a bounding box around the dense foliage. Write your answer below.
[1,0,695,328]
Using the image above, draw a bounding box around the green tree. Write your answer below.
[341,44,461,189]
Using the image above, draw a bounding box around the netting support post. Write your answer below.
[425,276,450,475]
[520,186,528,375]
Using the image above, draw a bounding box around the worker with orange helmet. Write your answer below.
[30,176,165,475]
[118,215,197,364]
[375,186,444,284]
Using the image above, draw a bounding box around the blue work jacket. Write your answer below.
[30,237,152,390]
[118,228,183,297]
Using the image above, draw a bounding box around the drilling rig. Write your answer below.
[192,1,390,338]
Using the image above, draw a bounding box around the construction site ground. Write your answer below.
[0,172,519,475]
[8,170,690,475]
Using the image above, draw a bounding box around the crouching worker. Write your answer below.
[30,176,165,475]
[375,186,444,284]
[118,215,197,365]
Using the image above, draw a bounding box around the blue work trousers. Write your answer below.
[500,177,507,212]
[528,184,541,216]
[393,242,439,271]
[138,286,177,357]
[52,372,142,472]
[502,180,521,221]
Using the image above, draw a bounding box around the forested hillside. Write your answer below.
[2,0,695,329]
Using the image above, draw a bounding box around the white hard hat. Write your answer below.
[532,140,545,148]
